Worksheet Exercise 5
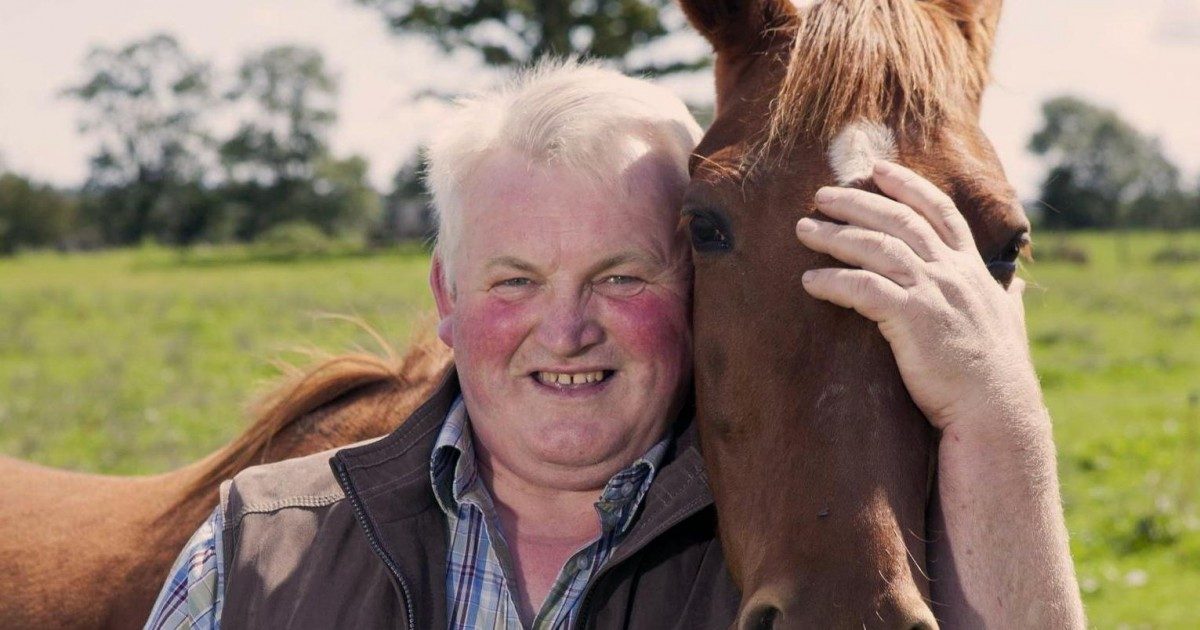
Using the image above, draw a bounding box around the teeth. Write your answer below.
[538,371,606,386]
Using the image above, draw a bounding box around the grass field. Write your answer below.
[0,244,436,474]
[1,233,1198,627]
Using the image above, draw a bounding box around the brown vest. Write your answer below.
[218,372,740,629]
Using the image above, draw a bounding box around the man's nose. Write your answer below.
[535,294,604,357]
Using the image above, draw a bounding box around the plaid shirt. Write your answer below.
[144,508,224,630]
[434,397,666,629]
[144,397,666,630]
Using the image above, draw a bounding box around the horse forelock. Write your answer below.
[766,0,991,152]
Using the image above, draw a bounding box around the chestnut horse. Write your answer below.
[678,0,1029,627]
[0,336,452,629]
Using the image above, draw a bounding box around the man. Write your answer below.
[146,60,1082,629]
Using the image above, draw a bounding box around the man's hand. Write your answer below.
[795,160,1043,433]
[794,160,1085,628]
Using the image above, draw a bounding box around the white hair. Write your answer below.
[425,59,703,279]
[827,120,897,186]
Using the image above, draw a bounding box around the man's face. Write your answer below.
[433,144,692,490]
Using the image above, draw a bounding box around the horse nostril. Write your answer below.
[907,622,935,630]
[740,603,781,630]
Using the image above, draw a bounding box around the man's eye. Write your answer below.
[496,277,532,289]
[597,275,646,296]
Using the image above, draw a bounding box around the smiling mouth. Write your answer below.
[533,370,614,388]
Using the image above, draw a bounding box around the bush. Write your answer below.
[0,173,77,255]
[252,221,335,259]
[1036,238,1090,264]
[1151,246,1200,265]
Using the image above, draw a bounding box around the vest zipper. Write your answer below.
[334,458,417,630]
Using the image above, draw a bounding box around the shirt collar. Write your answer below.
[429,395,672,536]
[596,434,668,535]
[430,396,475,514]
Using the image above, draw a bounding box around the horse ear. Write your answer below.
[679,0,798,55]
[939,0,1004,61]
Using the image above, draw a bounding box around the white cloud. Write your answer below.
[1157,0,1200,44]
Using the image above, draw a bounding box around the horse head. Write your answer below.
[678,0,1030,627]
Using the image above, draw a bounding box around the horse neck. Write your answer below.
[158,339,453,529]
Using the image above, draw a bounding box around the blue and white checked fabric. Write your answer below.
[144,508,223,630]
[432,397,666,629]
[143,397,667,630]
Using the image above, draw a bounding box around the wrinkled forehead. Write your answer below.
[618,139,693,203]
[465,139,689,212]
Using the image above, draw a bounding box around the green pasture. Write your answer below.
[0,244,436,473]
[1,233,1198,628]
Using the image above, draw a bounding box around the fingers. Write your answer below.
[872,161,975,252]
[796,218,923,287]
[813,187,946,261]
[801,267,907,323]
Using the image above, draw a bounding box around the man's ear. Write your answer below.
[430,255,455,348]
[679,0,798,56]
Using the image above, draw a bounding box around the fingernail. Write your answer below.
[874,161,896,175]
[814,187,837,203]
[802,271,815,283]
[796,217,819,232]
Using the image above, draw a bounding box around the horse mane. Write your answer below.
[174,321,452,509]
[768,0,993,149]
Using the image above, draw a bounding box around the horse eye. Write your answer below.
[998,233,1028,263]
[985,232,1029,285]
[687,211,733,253]
[986,260,1017,285]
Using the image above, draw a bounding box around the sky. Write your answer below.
[1,0,1198,199]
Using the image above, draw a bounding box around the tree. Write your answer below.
[356,0,706,75]
[63,34,216,244]
[219,46,377,239]
[0,173,78,255]
[220,46,337,186]
[1029,96,1184,230]
[305,153,381,236]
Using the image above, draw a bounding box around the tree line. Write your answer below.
[2,2,1198,255]
[1,1,697,255]
[3,34,381,254]
[1029,96,1199,231]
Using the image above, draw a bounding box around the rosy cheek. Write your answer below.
[603,292,691,372]
[455,297,534,368]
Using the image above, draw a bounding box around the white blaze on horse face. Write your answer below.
[827,121,898,186]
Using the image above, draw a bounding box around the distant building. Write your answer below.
[377,157,437,244]
[379,193,436,242]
